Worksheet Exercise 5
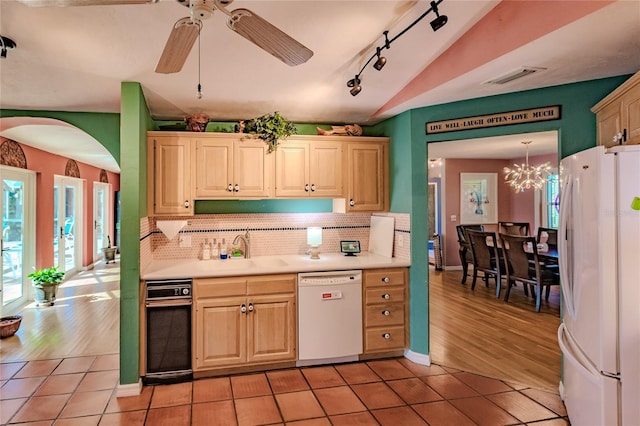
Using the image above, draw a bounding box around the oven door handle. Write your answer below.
[146,299,192,308]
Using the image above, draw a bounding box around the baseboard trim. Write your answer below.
[403,350,431,366]
[117,380,142,397]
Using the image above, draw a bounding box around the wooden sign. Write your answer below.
[426,106,561,135]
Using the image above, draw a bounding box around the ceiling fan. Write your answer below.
[17,0,314,73]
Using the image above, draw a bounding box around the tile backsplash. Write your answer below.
[140,212,410,265]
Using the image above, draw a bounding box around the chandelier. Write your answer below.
[503,141,551,192]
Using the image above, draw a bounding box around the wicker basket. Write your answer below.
[0,315,22,338]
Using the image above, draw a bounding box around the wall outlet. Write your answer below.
[179,235,191,248]
[451,215,457,222]
[397,234,404,247]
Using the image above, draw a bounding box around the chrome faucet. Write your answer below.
[233,230,251,259]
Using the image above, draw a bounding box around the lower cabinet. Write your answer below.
[194,274,296,371]
[363,268,408,353]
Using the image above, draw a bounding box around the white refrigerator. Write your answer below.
[557,144,640,426]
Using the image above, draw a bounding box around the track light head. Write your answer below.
[373,47,386,71]
[429,1,448,32]
[347,75,362,96]
[0,35,16,59]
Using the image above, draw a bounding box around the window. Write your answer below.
[544,174,560,228]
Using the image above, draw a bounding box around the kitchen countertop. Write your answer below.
[141,252,411,280]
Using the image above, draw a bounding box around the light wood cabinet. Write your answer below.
[193,274,296,371]
[345,140,389,212]
[363,268,408,353]
[147,136,193,216]
[194,136,273,198]
[275,139,343,198]
[593,71,640,147]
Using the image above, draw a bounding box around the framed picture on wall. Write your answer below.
[460,173,498,224]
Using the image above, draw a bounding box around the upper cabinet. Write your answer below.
[194,136,273,198]
[275,138,343,198]
[344,139,389,212]
[593,71,640,147]
[147,131,389,215]
[147,135,193,216]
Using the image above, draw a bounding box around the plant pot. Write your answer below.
[34,283,59,307]
[102,247,117,264]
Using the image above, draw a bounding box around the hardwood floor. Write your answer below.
[1,262,120,362]
[429,266,561,392]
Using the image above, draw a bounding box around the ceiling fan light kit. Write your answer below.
[346,0,448,96]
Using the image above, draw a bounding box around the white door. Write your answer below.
[53,176,84,275]
[1,166,36,311]
[93,182,111,260]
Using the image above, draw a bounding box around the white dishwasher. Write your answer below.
[297,270,363,366]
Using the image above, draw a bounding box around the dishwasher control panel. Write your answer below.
[298,270,362,287]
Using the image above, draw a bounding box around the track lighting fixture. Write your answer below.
[347,75,362,96]
[429,1,448,32]
[0,35,16,59]
[373,47,387,71]
[346,0,448,96]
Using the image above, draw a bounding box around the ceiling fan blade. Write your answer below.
[226,8,313,66]
[17,0,157,6]
[155,17,201,74]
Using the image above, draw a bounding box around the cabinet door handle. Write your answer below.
[382,293,390,300]
[305,184,310,192]
[234,184,240,192]
[248,303,254,313]
[227,184,233,192]
[349,199,355,206]
[184,200,190,208]
[382,310,391,316]
[382,333,391,339]
[381,277,390,283]
[311,184,316,192]
[240,304,247,314]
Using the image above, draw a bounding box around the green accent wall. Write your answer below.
[369,75,629,359]
[119,82,154,385]
[1,109,121,163]
[195,199,333,214]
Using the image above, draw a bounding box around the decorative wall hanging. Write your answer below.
[0,138,27,169]
[65,159,80,178]
[100,169,109,183]
[460,173,498,224]
[316,124,363,136]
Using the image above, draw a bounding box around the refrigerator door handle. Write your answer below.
[559,178,576,318]
[558,323,602,381]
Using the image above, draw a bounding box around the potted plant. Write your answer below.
[102,236,117,264]
[242,111,297,153]
[28,266,65,307]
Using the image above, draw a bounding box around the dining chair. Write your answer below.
[466,229,503,298]
[536,227,558,248]
[498,221,530,236]
[500,233,560,312]
[456,224,484,284]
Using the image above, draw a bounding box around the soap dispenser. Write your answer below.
[220,238,228,259]
[211,238,219,259]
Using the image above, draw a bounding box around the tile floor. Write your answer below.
[0,356,569,425]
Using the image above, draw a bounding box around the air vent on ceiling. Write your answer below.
[484,67,546,85]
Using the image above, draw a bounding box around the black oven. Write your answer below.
[144,279,193,384]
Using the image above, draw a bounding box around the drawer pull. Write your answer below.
[240,304,247,314]
[382,310,390,316]
[381,277,390,283]
[184,200,190,209]
[382,293,390,300]
[382,333,391,339]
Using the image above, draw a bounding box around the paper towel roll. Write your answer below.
[157,220,187,240]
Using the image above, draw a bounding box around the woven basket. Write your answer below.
[0,315,22,338]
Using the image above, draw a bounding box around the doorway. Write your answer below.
[0,166,36,311]
[93,182,111,260]
[53,176,84,275]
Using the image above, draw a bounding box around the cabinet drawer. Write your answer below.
[364,287,405,305]
[195,277,247,298]
[364,303,405,328]
[365,269,406,287]
[365,326,405,352]
[247,274,296,295]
